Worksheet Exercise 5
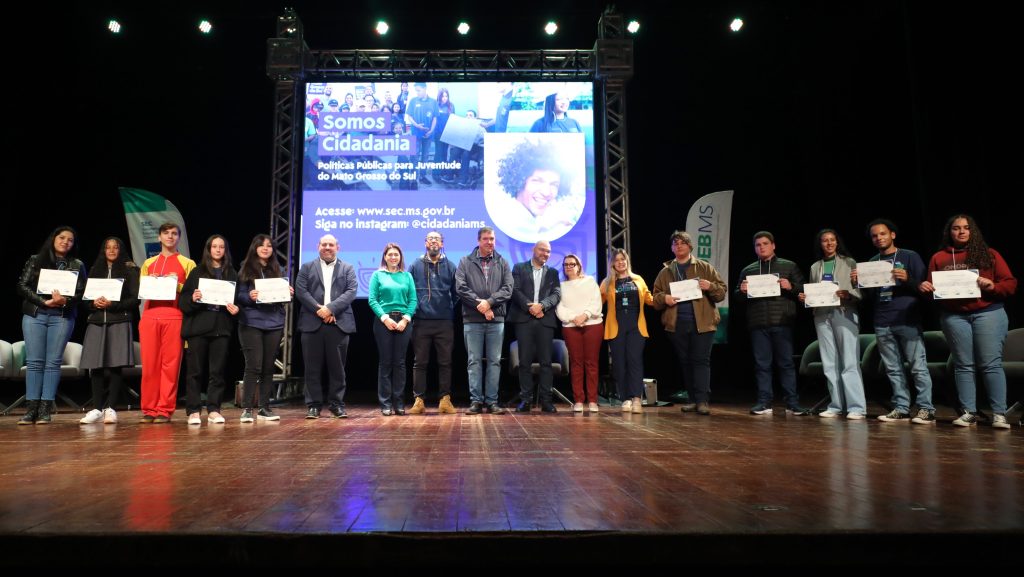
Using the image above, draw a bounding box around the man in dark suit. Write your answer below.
[295,234,357,419]
[508,240,561,412]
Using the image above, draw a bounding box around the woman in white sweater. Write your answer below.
[555,254,604,412]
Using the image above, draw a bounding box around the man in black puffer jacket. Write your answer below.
[734,231,809,416]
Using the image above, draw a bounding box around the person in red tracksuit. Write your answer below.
[138,222,196,423]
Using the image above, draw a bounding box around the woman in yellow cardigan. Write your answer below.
[600,248,654,413]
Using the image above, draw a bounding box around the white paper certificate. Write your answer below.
[746,274,781,298]
[669,279,702,303]
[138,275,178,301]
[932,269,981,300]
[254,277,291,303]
[84,278,124,301]
[36,269,79,296]
[856,261,894,288]
[804,282,840,308]
[198,278,237,306]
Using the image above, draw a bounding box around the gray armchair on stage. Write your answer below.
[507,338,573,406]
[1002,328,1024,426]
[117,341,144,410]
[799,334,877,413]
[2,341,85,415]
[0,339,16,413]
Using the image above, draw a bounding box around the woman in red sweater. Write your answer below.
[919,214,1017,429]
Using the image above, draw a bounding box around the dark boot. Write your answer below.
[35,400,53,424]
[18,400,39,425]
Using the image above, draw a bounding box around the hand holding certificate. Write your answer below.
[198,278,237,306]
[138,275,178,301]
[669,279,702,303]
[931,269,981,299]
[84,278,124,301]
[856,261,894,288]
[36,269,79,296]
[803,282,840,308]
[746,274,782,298]
[254,278,292,303]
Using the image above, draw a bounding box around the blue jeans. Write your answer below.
[464,322,504,404]
[940,308,1008,414]
[813,308,866,415]
[22,313,74,401]
[750,326,799,407]
[875,324,934,412]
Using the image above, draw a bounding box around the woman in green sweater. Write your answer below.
[369,243,418,415]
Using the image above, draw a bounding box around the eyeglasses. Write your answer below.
[425,236,443,241]
[563,262,579,268]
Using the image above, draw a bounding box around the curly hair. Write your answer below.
[941,214,993,270]
[496,140,568,199]
[813,228,851,260]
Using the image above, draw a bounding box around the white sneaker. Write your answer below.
[992,414,1011,430]
[573,402,584,412]
[818,410,841,418]
[621,400,632,412]
[846,412,866,420]
[208,412,226,424]
[631,397,643,413]
[79,409,103,424]
[187,412,202,426]
[103,408,118,424]
[588,402,599,413]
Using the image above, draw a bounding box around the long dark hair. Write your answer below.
[196,234,234,277]
[941,214,993,269]
[436,87,454,114]
[238,234,283,282]
[813,228,851,260]
[35,225,79,268]
[89,236,135,278]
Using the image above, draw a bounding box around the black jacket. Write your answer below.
[734,256,804,329]
[179,266,239,338]
[83,264,140,325]
[17,254,88,318]
[507,261,562,328]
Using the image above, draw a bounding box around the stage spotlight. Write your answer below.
[108,20,121,34]
[545,21,558,35]
[730,18,744,32]
[199,20,213,34]
[457,22,470,35]
[376,21,389,35]
[627,20,640,34]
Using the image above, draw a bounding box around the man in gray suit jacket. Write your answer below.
[508,240,561,412]
[295,234,357,418]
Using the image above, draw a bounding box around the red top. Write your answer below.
[140,253,196,319]
[927,247,1016,313]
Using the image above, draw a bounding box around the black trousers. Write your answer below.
[516,319,555,404]
[185,334,229,414]
[667,319,715,404]
[239,324,283,410]
[301,324,350,408]
[412,319,454,398]
[374,320,413,410]
[90,367,124,410]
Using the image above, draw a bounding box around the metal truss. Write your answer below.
[307,49,594,79]
[268,80,299,382]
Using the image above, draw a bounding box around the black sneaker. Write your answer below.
[306,406,321,419]
[540,403,557,413]
[750,403,772,415]
[786,406,811,416]
[329,406,348,418]
[911,409,936,424]
[240,409,255,423]
[257,408,280,421]
[485,403,506,415]
[516,402,532,412]
[877,409,909,422]
[467,401,484,414]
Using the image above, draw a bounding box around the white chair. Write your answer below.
[2,341,84,414]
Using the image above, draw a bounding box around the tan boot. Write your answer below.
[409,397,426,414]
[438,395,457,414]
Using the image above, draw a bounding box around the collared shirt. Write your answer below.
[319,258,337,307]
[479,253,493,283]
[532,263,545,303]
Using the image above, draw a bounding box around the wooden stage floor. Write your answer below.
[1,400,1021,569]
